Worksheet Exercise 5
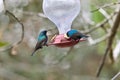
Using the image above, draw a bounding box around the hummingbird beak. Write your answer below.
[64,34,69,39]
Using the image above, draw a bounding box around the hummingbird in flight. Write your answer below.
[64,29,88,41]
[31,30,48,56]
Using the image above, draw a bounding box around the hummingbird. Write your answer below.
[31,30,48,56]
[64,29,88,41]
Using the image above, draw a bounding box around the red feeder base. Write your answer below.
[48,34,87,48]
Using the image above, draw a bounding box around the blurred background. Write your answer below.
[0,0,120,80]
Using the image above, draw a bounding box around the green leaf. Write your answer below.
[92,11,105,23]
[0,42,8,47]
[91,5,105,23]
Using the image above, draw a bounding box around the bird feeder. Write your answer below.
[43,0,85,47]
[48,34,87,47]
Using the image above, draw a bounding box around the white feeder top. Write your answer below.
[43,0,80,34]
[0,0,5,14]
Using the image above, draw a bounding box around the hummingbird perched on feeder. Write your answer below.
[64,29,88,41]
[31,30,48,56]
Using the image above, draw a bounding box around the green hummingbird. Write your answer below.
[64,29,88,41]
[31,30,48,56]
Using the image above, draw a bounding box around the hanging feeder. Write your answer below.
[43,0,85,47]
[48,34,87,47]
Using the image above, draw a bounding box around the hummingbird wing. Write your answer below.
[31,38,47,56]
[70,32,81,40]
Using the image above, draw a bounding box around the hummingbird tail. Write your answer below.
[85,35,89,38]
[31,51,35,56]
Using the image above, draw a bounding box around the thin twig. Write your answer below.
[96,6,120,77]
[0,0,24,52]
[0,10,24,52]
[54,46,74,64]
[6,10,24,45]
[23,11,47,18]
[91,1,120,12]
[99,8,113,27]
[111,72,120,80]
[84,11,117,34]
[89,33,110,45]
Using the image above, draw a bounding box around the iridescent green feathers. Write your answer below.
[65,29,88,40]
[31,30,48,56]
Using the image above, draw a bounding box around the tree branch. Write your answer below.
[96,6,120,77]
[91,1,120,12]
[0,10,24,54]
[84,11,117,34]
[88,33,110,45]
[0,0,24,54]
[111,72,120,80]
